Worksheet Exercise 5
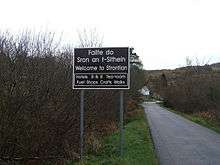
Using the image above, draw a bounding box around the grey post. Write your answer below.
[80,90,84,159]
[120,90,124,156]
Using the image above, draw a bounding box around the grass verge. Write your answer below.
[68,109,157,165]
[162,105,220,134]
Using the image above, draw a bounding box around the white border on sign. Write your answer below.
[72,47,130,90]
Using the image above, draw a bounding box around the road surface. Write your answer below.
[143,102,220,165]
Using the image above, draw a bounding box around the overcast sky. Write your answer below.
[0,0,220,69]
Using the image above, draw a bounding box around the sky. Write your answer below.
[0,0,220,69]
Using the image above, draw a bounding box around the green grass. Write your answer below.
[166,107,220,134]
[68,110,157,165]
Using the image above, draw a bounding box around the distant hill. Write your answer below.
[145,62,220,76]
[145,62,220,96]
[144,62,220,116]
[210,62,220,71]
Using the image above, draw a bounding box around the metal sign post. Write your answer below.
[73,47,130,159]
[119,90,124,156]
[80,90,84,159]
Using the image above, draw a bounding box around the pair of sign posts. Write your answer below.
[73,47,130,159]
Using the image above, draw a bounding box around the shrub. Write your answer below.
[0,31,145,164]
[146,66,220,120]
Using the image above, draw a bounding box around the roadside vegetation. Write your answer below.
[146,60,220,131]
[166,107,220,134]
[68,109,157,165]
[0,30,146,164]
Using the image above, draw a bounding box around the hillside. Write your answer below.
[145,62,220,121]
[145,63,220,91]
[211,62,220,71]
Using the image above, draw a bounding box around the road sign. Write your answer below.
[73,47,130,89]
[73,47,129,158]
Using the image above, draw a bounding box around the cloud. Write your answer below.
[0,0,219,69]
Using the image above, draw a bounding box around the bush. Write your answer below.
[0,31,145,164]
[146,67,220,120]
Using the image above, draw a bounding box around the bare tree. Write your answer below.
[77,28,103,48]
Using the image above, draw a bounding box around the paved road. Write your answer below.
[143,102,220,165]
